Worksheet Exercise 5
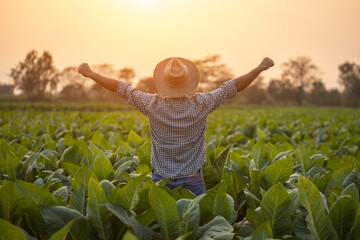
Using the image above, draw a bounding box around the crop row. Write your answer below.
[0,107,359,239]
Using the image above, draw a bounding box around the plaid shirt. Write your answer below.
[117,80,237,178]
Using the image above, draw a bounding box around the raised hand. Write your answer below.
[78,63,93,78]
[259,57,274,71]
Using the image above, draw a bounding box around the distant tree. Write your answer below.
[9,50,59,99]
[192,55,234,92]
[267,78,298,105]
[60,66,89,87]
[308,80,328,106]
[118,67,135,84]
[279,56,321,106]
[60,83,86,101]
[338,62,360,106]
[326,89,342,106]
[59,66,88,101]
[136,76,157,94]
[91,63,116,77]
[89,63,118,100]
[241,75,266,104]
[0,84,14,95]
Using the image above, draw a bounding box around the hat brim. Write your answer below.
[153,57,199,97]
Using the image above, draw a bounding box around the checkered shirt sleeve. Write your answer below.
[116,81,159,115]
[196,80,237,113]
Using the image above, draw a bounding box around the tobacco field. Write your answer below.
[0,106,360,240]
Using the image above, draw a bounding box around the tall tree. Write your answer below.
[192,55,234,92]
[89,63,118,101]
[267,78,298,105]
[279,56,321,106]
[136,76,156,94]
[241,75,266,104]
[9,50,59,99]
[338,62,360,106]
[308,80,328,106]
[118,67,135,84]
[59,66,88,101]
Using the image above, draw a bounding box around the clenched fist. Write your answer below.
[259,57,274,71]
[78,63,93,78]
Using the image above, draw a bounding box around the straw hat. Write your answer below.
[153,57,199,97]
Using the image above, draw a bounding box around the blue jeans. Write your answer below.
[152,169,206,196]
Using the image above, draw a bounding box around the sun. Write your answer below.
[133,0,154,7]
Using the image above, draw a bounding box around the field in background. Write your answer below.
[0,105,359,239]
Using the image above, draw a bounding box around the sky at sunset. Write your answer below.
[1,0,360,89]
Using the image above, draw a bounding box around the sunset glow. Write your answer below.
[0,0,359,89]
[133,0,155,7]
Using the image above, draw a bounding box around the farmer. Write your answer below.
[78,57,274,195]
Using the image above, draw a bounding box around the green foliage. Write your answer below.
[0,218,27,240]
[260,183,293,237]
[0,107,359,239]
[149,186,181,240]
[297,175,338,240]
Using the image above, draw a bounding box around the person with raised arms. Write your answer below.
[78,57,274,195]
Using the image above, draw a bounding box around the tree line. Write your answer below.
[2,49,360,106]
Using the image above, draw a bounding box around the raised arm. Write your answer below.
[78,63,119,92]
[234,57,274,92]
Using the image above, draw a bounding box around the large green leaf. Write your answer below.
[296,143,311,174]
[117,173,146,211]
[100,180,115,199]
[48,218,77,240]
[15,180,57,234]
[69,165,98,214]
[197,216,234,240]
[263,157,294,188]
[341,183,359,210]
[294,211,311,239]
[328,166,353,190]
[213,146,230,179]
[136,208,157,227]
[92,150,115,181]
[53,186,68,206]
[0,139,15,172]
[350,208,360,240]
[116,139,136,156]
[6,151,22,181]
[0,181,16,221]
[78,138,94,168]
[40,205,86,239]
[127,130,144,149]
[222,170,247,200]
[250,169,264,199]
[297,175,338,240]
[201,156,220,190]
[326,156,354,171]
[260,183,293,237]
[199,181,231,224]
[136,143,151,167]
[149,186,181,240]
[251,220,273,240]
[104,203,156,240]
[171,186,196,201]
[177,195,204,240]
[250,141,266,169]
[329,196,356,240]
[62,162,80,178]
[86,177,112,240]
[246,208,265,229]
[0,218,27,240]
[91,130,114,151]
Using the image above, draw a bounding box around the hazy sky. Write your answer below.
[1,0,360,89]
